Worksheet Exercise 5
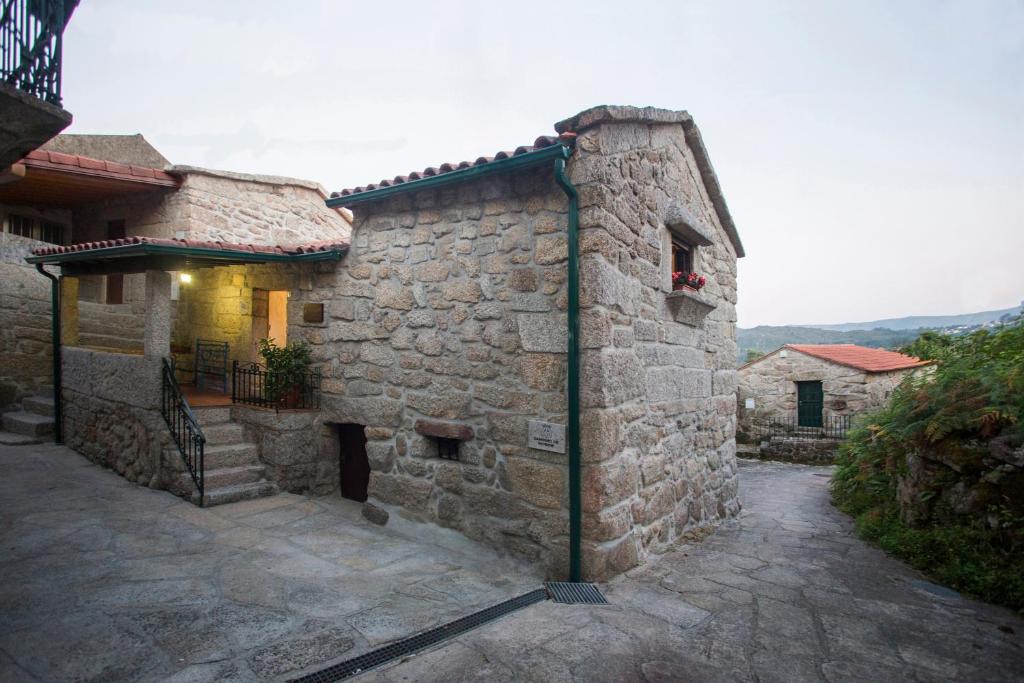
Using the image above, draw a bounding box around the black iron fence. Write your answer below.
[752,414,854,442]
[232,360,321,411]
[160,357,205,505]
[1,0,76,105]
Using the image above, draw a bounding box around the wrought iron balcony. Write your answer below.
[1,0,77,106]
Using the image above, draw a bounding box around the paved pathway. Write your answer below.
[371,460,1024,682]
[0,442,540,682]
[3,443,1023,682]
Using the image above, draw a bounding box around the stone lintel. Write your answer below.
[414,419,474,442]
[664,202,714,247]
[554,105,692,134]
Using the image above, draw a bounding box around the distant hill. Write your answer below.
[806,304,1022,332]
[738,302,1023,363]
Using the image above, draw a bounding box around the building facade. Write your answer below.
[23,106,745,581]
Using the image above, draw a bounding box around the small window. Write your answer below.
[672,237,692,274]
[303,303,325,323]
[4,214,67,244]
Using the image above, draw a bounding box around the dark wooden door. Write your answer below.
[338,423,369,502]
[797,381,824,428]
[105,219,126,304]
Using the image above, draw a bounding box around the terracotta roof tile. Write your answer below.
[20,149,177,187]
[330,134,572,199]
[31,236,348,258]
[785,344,933,373]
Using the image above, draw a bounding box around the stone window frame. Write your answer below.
[660,203,714,293]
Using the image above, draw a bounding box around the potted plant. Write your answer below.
[257,338,313,408]
[671,271,707,292]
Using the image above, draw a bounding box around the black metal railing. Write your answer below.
[752,414,854,442]
[1,0,77,105]
[232,360,321,411]
[161,357,205,505]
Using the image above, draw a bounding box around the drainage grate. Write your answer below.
[288,588,549,682]
[545,581,609,604]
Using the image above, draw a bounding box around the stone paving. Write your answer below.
[370,460,1024,682]
[0,442,541,682]
[3,444,1024,682]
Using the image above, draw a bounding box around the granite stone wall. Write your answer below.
[293,166,575,576]
[565,111,741,577]
[233,405,336,495]
[61,346,172,487]
[0,233,58,408]
[292,107,742,579]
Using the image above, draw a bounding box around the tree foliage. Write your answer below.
[832,322,1024,610]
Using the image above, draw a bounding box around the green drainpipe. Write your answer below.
[553,153,581,582]
[35,264,63,444]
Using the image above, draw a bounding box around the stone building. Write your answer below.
[24,105,745,581]
[738,343,933,439]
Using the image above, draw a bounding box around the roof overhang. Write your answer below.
[0,150,178,207]
[26,241,347,276]
[326,144,571,209]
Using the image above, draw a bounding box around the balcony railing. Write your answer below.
[752,415,854,442]
[1,0,77,105]
[232,361,321,412]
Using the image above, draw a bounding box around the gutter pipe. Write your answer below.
[553,151,582,582]
[34,264,63,444]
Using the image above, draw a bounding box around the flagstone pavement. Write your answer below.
[1,443,1022,682]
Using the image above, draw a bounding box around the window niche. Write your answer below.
[662,202,716,326]
[414,419,474,462]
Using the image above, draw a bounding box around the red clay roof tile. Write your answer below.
[19,150,178,187]
[785,344,932,373]
[30,236,348,258]
[329,134,570,199]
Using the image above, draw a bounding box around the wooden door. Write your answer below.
[338,423,369,502]
[797,381,824,428]
[251,289,269,360]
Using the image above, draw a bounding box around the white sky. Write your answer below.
[60,0,1023,327]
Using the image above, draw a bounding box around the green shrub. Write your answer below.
[257,338,312,406]
[832,322,1024,611]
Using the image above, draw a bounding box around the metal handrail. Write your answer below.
[160,357,205,505]
[232,360,321,412]
[1,0,77,105]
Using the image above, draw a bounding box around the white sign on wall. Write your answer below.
[745,398,756,410]
[528,420,566,454]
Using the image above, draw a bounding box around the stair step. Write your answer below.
[202,422,245,445]
[202,442,261,469]
[2,411,54,437]
[198,480,278,507]
[200,464,266,489]
[193,407,233,426]
[22,395,55,417]
[0,430,42,446]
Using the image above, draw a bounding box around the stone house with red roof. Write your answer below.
[19,105,744,581]
[737,343,933,441]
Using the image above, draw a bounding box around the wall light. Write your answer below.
[179,272,192,284]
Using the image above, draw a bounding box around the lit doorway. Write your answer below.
[252,289,289,356]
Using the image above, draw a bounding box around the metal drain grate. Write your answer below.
[545,581,609,604]
[288,588,549,682]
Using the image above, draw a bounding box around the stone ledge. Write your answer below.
[555,105,692,134]
[414,419,474,441]
[666,288,715,327]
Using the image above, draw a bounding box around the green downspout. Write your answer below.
[35,264,63,444]
[553,152,581,582]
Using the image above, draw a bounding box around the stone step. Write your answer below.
[197,480,278,507]
[202,422,246,445]
[202,442,261,469]
[22,395,54,417]
[205,464,266,489]
[2,411,54,437]
[0,430,42,446]
[192,407,233,426]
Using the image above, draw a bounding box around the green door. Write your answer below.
[797,381,823,428]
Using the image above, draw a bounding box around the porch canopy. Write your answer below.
[26,235,348,276]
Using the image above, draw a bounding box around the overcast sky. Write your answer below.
[60,1,1023,327]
